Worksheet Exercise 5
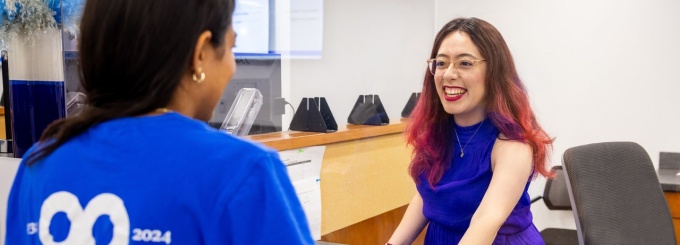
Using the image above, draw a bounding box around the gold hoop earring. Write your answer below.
[192,67,206,83]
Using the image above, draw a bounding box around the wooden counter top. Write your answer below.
[248,119,408,151]
[248,119,415,235]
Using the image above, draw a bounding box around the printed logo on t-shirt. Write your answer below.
[34,191,172,245]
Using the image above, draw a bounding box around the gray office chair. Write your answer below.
[562,142,676,245]
[540,166,579,245]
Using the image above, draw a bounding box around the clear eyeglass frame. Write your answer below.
[426,58,486,76]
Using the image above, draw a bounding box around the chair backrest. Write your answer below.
[543,165,572,210]
[563,142,676,245]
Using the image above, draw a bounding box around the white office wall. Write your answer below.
[287,0,434,123]
[436,0,680,230]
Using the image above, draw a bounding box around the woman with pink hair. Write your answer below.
[388,17,553,245]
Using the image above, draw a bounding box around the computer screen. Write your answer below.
[233,0,323,59]
[209,59,282,135]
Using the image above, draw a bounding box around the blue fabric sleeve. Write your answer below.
[224,152,314,244]
[5,162,29,244]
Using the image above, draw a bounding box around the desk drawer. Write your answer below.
[665,192,680,218]
[664,192,680,245]
[672,219,680,245]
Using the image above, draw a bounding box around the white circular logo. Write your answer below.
[39,191,130,245]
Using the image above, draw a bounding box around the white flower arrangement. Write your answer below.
[0,0,84,48]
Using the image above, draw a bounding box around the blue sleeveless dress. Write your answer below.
[416,120,544,244]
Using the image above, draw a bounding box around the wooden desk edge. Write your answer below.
[248,120,408,151]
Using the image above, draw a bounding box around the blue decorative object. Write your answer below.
[61,0,84,21]
[0,0,85,34]
[5,1,21,22]
[60,0,85,36]
[1,0,56,43]
[0,0,5,26]
[44,0,61,23]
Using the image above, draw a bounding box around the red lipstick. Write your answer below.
[443,85,466,102]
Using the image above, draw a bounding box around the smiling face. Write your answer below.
[434,31,487,126]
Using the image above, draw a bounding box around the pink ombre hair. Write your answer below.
[407,18,554,185]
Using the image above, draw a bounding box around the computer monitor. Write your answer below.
[209,59,282,135]
[63,53,283,135]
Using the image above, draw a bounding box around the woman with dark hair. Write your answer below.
[5,0,313,244]
[387,18,553,244]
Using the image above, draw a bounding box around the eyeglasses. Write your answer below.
[426,58,486,76]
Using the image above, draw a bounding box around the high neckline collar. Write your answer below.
[453,119,498,143]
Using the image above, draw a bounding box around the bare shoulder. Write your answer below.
[491,133,533,171]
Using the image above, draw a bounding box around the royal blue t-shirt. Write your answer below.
[5,112,314,244]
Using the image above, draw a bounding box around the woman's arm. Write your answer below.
[458,138,534,245]
[387,192,429,245]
